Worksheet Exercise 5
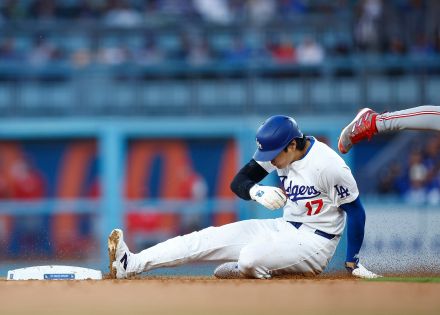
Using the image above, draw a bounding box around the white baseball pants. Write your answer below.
[130,218,340,279]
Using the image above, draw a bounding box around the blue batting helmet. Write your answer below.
[253,115,303,161]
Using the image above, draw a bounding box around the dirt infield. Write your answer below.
[1,276,440,315]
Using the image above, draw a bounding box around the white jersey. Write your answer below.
[257,137,359,235]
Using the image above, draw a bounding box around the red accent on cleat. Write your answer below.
[338,108,378,154]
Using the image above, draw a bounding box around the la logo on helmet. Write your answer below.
[256,139,262,150]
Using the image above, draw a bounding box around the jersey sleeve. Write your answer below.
[256,160,277,173]
[230,159,269,200]
[318,161,359,207]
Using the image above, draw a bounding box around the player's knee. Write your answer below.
[238,250,270,279]
[237,256,255,275]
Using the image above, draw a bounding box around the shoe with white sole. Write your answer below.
[214,262,245,279]
[338,108,378,154]
[108,229,136,279]
[346,262,382,279]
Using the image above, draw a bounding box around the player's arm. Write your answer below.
[230,159,286,210]
[319,162,380,278]
[340,198,381,278]
[230,159,267,200]
[339,198,365,264]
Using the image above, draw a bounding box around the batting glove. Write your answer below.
[345,262,382,279]
[249,184,287,211]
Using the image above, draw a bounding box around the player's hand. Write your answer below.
[345,262,381,279]
[249,184,287,210]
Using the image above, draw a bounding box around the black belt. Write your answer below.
[288,221,336,240]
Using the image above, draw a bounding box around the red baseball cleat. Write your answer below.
[338,108,378,154]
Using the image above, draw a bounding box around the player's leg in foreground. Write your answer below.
[214,230,339,279]
[109,219,267,279]
[338,105,440,154]
[108,219,339,279]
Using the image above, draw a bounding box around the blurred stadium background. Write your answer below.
[0,0,439,275]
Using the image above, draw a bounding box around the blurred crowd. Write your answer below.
[1,0,364,23]
[0,0,439,68]
[378,135,440,206]
[0,33,327,68]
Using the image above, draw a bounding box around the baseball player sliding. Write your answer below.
[109,115,379,279]
[338,105,440,154]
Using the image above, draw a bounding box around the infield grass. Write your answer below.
[367,277,440,283]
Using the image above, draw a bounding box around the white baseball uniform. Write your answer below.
[126,138,359,278]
